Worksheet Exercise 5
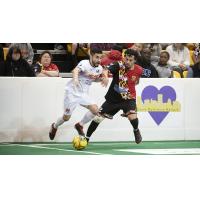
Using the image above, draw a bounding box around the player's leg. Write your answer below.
[122,100,142,144]
[86,101,119,142]
[49,114,71,140]
[74,104,98,136]
[49,92,77,140]
[74,93,99,136]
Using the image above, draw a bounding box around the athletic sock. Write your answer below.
[86,120,100,139]
[130,118,139,131]
[54,117,65,129]
[79,111,95,126]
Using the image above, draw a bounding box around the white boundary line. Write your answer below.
[0,143,108,155]
[27,141,200,146]
[116,148,200,155]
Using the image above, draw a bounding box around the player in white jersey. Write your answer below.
[49,48,108,140]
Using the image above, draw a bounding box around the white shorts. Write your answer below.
[63,91,96,115]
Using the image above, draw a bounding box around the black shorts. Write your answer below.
[99,99,137,119]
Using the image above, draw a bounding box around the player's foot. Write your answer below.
[74,123,85,137]
[49,123,57,140]
[134,129,142,144]
[85,137,90,143]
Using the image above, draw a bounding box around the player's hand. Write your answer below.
[101,77,109,87]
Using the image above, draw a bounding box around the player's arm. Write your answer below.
[100,68,109,87]
[135,77,140,85]
[107,62,119,75]
[72,67,81,86]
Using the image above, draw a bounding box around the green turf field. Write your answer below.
[0,141,200,155]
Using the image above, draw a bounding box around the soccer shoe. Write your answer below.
[134,129,142,144]
[74,123,85,137]
[85,137,90,143]
[49,123,57,140]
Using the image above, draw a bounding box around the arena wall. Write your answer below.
[0,77,199,142]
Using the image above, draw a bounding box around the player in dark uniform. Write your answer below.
[75,49,143,146]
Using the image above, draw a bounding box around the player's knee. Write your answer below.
[93,115,105,124]
[89,105,99,115]
[128,114,137,121]
[63,115,71,121]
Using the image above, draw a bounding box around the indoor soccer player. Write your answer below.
[49,48,109,140]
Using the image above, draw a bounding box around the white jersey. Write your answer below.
[65,60,103,94]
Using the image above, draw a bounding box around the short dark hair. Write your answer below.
[160,51,170,59]
[90,47,102,55]
[38,50,53,63]
[124,49,138,59]
[112,44,123,53]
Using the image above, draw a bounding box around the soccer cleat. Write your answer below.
[74,123,85,137]
[85,137,90,143]
[134,129,142,144]
[49,123,57,140]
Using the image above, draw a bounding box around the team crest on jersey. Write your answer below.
[96,69,99,73]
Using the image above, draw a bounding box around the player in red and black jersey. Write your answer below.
[84,49,143,145]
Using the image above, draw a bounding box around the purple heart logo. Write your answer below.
[141,85,176,125]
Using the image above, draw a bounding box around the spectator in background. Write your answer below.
[144,43,162,66]
[193,43,200,64]
[154,51,172,78]
[54,43,65,50]
[191,52,200,77]
[160,43,171,50]
[0,44,4,62]
[71,43,89,67]
[116,43,134,49]
[33,50,59,77]
[166,43,190,72]
[137,47,158,78]
[0,46,35,77]
[0,44,5,76]
[9,43,34,65]
[130,43,143,56]
[186,43,196,66]
[89,43,115,55]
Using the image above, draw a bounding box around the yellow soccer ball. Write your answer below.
[72,136,88,150]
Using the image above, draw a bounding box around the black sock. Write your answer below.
[130,118,139,131]
[86,120,100,139]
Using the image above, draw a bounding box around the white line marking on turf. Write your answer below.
[37,142,136,146]
[38,141,200,146]
[1,144,107,155]
[0,143,18,146]
[116,148,200,155]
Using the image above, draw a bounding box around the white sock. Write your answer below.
[54,117,65,129]
[79,111,95,126]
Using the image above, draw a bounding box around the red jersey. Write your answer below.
[105,62,143,103]
[126,64,143,99]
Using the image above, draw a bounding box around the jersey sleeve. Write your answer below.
[77,60,86,72]
[107,63,119,75]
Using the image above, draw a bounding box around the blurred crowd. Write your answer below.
[0,43,200,78]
